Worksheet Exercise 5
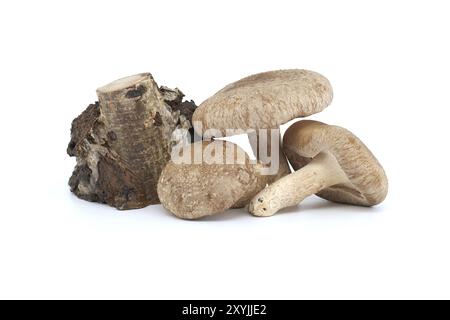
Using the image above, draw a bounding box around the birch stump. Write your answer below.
[67,73,196,209]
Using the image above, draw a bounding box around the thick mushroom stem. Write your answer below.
[248,152,349,216]
[247,128,291,181]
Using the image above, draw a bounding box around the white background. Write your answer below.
[0,0,449,299]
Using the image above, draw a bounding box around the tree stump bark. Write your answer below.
[67,73,197,210]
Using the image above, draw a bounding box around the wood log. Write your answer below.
[67,73,197,209]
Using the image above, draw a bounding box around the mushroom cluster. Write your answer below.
[157,69,388,219]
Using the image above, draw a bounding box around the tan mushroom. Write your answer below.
[249,120,388,216]
[192,69,333,182]
[157,140,267,219]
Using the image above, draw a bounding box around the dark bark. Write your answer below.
[67,73,197,210]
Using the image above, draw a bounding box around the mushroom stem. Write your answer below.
[248,152,349,216]
[247,129,291,180]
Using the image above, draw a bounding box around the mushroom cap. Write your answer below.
[157,140,261,219]
[283,120,388,206]
[192,69,333,137]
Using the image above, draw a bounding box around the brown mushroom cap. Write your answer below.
[283,120,388,206]
[157,140,265,219]
[192,69,333,136]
